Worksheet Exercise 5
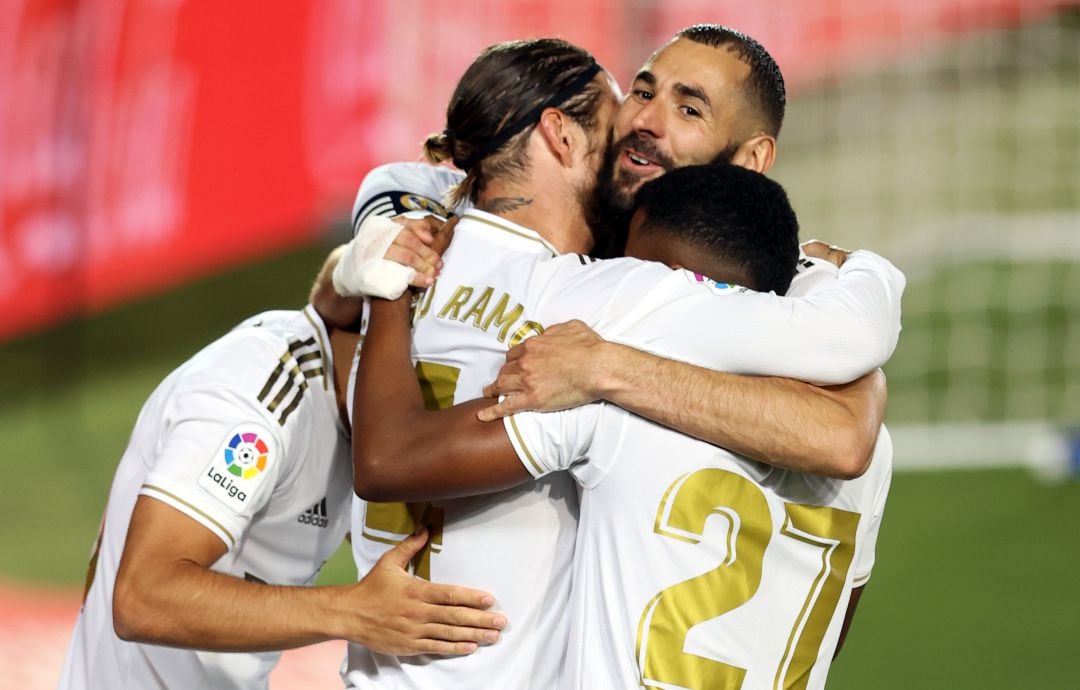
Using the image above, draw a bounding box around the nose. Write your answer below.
[628,96,665,140]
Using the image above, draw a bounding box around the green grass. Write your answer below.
[828,468,1080,690]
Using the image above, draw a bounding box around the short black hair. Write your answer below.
[677,24,786,138]
[632,163,799,294]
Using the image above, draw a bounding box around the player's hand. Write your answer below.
[478,320,606,421]
[346,527,506,656]
[388,215,447,288]
[801,239,851,267]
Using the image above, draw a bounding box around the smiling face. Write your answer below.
[603,38,763,214]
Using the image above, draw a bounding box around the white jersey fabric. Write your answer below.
[350,162,468,230]
[344,161,904,690]
[507,398,892,689]
[59,306,352,690]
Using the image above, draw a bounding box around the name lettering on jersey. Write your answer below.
[434,284,544,347]
[198,424,275,513]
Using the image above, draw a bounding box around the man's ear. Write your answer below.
[731,134,776,173]
[536,108,576,168]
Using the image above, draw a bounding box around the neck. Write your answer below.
[476,180,593,255]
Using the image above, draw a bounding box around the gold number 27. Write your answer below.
[636,468,860,690]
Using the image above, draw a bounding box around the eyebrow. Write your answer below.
[632,71,711,110]
[674,83,710,109]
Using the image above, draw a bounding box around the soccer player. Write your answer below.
[57,251,505,690]
[353,162,891,688]
[339,38,903,689]
[330,24,884,478]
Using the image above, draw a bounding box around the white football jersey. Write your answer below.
[344,188,904,688]
[59,306,352,690]
[507,402,892,690]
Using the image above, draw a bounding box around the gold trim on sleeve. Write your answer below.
[507,415,546,476]
[141,484,237,548]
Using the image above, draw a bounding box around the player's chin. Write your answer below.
[613,171,656,203]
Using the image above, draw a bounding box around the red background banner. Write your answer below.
[0,0,1065,341]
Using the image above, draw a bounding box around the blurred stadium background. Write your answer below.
[1,1,1077,688]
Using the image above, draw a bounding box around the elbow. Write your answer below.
[352,444,402,502]
[824,345,892,389]
[827,427,878,480]
[112,571,156,643]
[830,445,872,480]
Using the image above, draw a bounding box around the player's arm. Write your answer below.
[352,296,530,502]
[481,321,885,479]
[481,244,899,479]
[835,586,864,658]
[113,496,505,654]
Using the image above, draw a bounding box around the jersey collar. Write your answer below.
[457,210,559,257]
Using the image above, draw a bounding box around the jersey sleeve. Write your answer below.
[786,252,840,297]
[583,250,905,386]
[350,162,466,230]
[504,402,619,489]
[851,426,894,586]
[139,335,295,551]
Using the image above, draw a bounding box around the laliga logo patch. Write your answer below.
[225,432,269,479]
[199,424,275,513]
[685,270,746,295]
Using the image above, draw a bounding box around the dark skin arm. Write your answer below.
[835,586,864,658]
[352,295,528,503]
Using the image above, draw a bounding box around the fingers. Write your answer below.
[419,622,501,646]
[477,396,522,422]
[385,236,442,285]
[381,526,429,569]
[483,369,523,397]
[801,240,850,267]
[503,341,526,363]
[419,607,505,635]
[384,218,447,286]
[406,639,480,657]
[430,216,459,256]
[420,582,496,609]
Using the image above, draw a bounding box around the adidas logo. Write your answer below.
[298,497,329,528]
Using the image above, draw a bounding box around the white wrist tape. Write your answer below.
[332,215,416,299]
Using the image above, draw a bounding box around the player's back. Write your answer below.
[560,406,892,689]
[60,307,351,690]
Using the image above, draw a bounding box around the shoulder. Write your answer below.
[180,310,329,427]
[533,254,667,291]
[351,162,466,229]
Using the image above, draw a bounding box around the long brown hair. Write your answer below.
[423,38,606,206]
